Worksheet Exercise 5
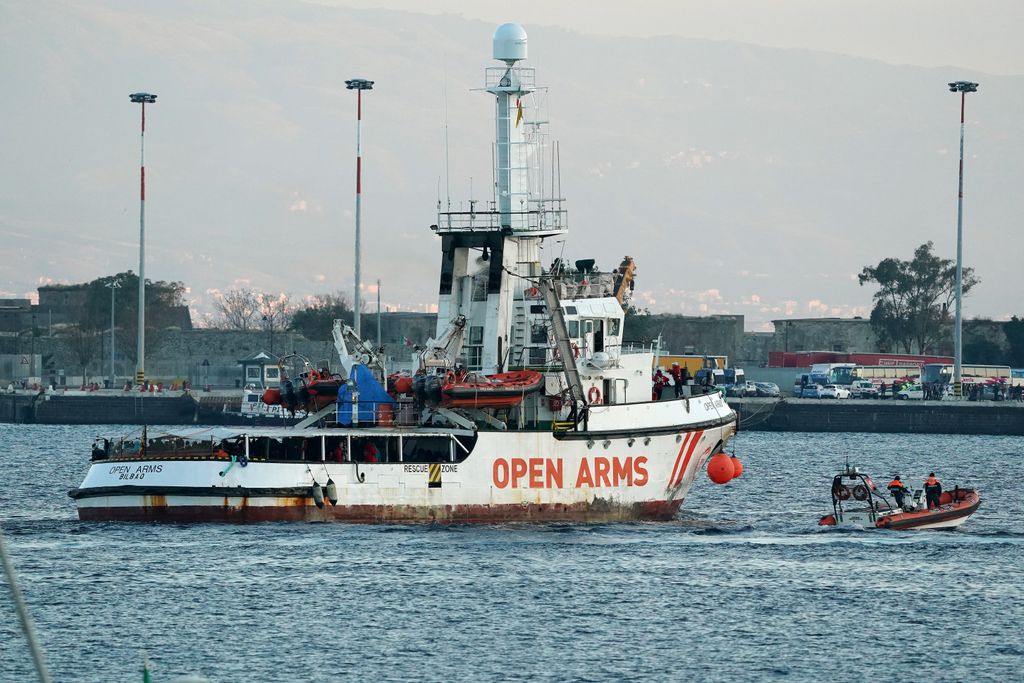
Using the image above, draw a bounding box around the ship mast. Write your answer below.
[431,23,566,374]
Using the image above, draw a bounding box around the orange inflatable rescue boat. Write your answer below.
[818,463,980,530]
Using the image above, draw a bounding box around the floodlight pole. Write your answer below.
[130,92,157,387]
[106,280,121,388]
[345,78,374,339]
[948,80,978,398]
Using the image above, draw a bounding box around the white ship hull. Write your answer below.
[71,396,736,523]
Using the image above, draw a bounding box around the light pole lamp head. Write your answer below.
[106,279,122,289]
[345,78,374,91]
[129,92,158,103]
[948,81,979,93]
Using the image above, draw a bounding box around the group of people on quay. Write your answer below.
[876,380,1023,401]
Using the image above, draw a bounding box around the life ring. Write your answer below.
[571,342,580,358]
[852,484,869,501]
[526,286,540,297]
[443,370,455,386]
[835,485,851,501]
[587,386,602,404]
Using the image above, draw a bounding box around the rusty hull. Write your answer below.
[78,496,684,524]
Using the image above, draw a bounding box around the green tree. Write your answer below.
[1003,316,1024,368]
[82,272,188,363]
[963,337,1004,365]
[858,242,979,354]
[290,292,355,341]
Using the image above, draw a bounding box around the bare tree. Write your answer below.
[65,323,100,384]
[258,292,294,333]
[214,288,260,331]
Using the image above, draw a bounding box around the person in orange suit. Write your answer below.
[887,475,909,509]
[924,473,943,510]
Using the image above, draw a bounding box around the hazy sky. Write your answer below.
[1,1,1021,332]
[331,0,1024,75]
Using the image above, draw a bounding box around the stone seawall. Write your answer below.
[0,394,199,425]
[730,397,1024,436]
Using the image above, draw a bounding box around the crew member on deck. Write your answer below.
[924,472,943,510]
[669,362,684,398]
[887,474,909,509]
[652,369,669,401]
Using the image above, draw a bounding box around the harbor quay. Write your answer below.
[2,392,1022,435]
[729,397,1024,435]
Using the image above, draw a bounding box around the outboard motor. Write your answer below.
[413,374,427,404]
[423,374,443,407]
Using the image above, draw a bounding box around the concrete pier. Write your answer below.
[730,397,1024,435]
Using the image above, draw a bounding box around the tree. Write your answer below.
[1003,316,1024,368]
[214,288,260,331]
[290,292,354,341]
[77,272,188,364]
[257,292,294,334]
[858,242,979,354]
[65,322,100,384]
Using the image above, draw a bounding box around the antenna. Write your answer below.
[443,53,451,210]
[556,140,562,204]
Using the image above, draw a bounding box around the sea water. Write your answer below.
[1,424,1021,681]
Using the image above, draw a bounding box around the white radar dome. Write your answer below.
[493,23,528,63]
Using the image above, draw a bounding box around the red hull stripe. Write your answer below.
[673,429,704,488]
[668,432,692,487]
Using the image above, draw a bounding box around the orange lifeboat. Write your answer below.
[441,370,544,409]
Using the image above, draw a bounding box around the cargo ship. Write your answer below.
[68,23,738,523]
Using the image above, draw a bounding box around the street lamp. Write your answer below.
[948,80,978,398]
[30,312,36,382]
[106,279,122,388]
[130,91,157,387]
[345,77,374,338]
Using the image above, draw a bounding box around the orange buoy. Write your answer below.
[729,455,744,478]
[707,453,735,485]
[262,387,282,405]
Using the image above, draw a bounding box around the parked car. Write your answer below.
[898,383,954,400]
[895,383,924,400]
[820,384,851,399]
[850,380,878,399]
[723,383,744,397]
[753,382,781,398]
[723,382,757,398]
[800,384,824,398]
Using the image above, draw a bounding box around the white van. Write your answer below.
[850,380,878,399]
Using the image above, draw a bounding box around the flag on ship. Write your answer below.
[515,98,523,127]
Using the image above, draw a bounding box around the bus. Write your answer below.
[852,365,923,385]
[809,363,856,386]
[920,363,1011,387]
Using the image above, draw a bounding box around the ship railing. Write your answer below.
[485,65,536,91]
[552,274,616,300]
[434,205,567,235]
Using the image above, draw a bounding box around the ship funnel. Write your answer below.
[493,23,527,64]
